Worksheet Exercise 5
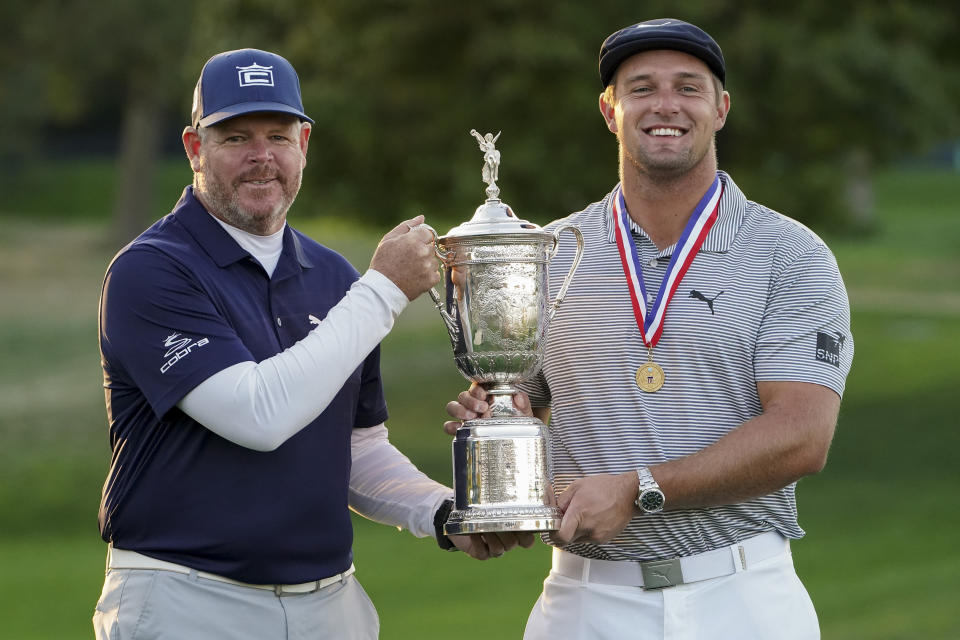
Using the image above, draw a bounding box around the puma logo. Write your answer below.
[650,569,671,583]
[688,289,724,315]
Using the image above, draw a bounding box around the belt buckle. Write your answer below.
[640,558,684,590]
[274,581,320,596]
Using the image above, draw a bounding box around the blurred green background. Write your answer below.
[1,1,959,639]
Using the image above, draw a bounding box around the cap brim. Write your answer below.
[197,102,314,128]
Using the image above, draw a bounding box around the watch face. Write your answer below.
[640,490,664,512]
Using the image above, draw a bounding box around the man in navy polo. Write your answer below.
[94,48,531,640]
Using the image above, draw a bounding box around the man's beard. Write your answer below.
[620,132,715,185]
[197,167,301,235]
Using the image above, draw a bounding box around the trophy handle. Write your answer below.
[547,224,584,321]
[419,224,460,337]
[419,223,453,262]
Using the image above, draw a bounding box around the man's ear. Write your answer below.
[299,122,311,167]
[183,127,203,172]
[599,93,618,134]
[714,91,731,133]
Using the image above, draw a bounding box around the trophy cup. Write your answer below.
[427,129,583,534]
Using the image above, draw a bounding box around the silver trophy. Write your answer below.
[427,130,583,534]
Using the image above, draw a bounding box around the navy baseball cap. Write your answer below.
[191,48,314,128]
[599,19,725,88]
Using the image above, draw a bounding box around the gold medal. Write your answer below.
[636,361,664,392]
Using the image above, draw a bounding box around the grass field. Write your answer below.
[0,167,958,639]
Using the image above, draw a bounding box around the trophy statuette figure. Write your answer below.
[427,130,583,534]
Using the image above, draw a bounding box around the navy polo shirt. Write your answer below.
[98,186,388,584]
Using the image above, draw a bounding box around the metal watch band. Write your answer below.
[635,466,665,514]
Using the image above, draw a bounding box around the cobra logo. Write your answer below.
[160,332,210,374]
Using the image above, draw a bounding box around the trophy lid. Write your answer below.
[441,198,548,240]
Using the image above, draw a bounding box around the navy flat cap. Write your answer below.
[599,18,725,88]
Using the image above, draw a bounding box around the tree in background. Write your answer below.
[2,0,957,236]
[103,1,193,246]
[715,1,960,232]
[223,0,960,232]
[0,0,196,245]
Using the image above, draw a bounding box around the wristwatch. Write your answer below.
[635,467,665,514]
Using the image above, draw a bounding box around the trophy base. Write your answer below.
[444,505,562,535]
[444,416,559,535]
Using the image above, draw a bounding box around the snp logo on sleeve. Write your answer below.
[161,332,210,374]
[815,332,846,368]
[236,63,274,87]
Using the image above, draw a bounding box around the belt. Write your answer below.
[107,546,355,596]
[552,531,789,590]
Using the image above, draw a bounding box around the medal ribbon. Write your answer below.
[612,174,723,348]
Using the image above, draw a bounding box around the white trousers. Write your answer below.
[523,547,819,640]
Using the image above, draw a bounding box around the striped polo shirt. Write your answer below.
[519,171,853,561]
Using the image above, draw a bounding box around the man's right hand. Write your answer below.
[370,215,441,301]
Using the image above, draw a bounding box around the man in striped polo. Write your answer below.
[445,18,853,639]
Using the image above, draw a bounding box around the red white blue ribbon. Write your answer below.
[612,174,723,348]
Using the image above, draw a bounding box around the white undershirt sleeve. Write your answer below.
[349,425,453,539]
[177,269,408,451]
